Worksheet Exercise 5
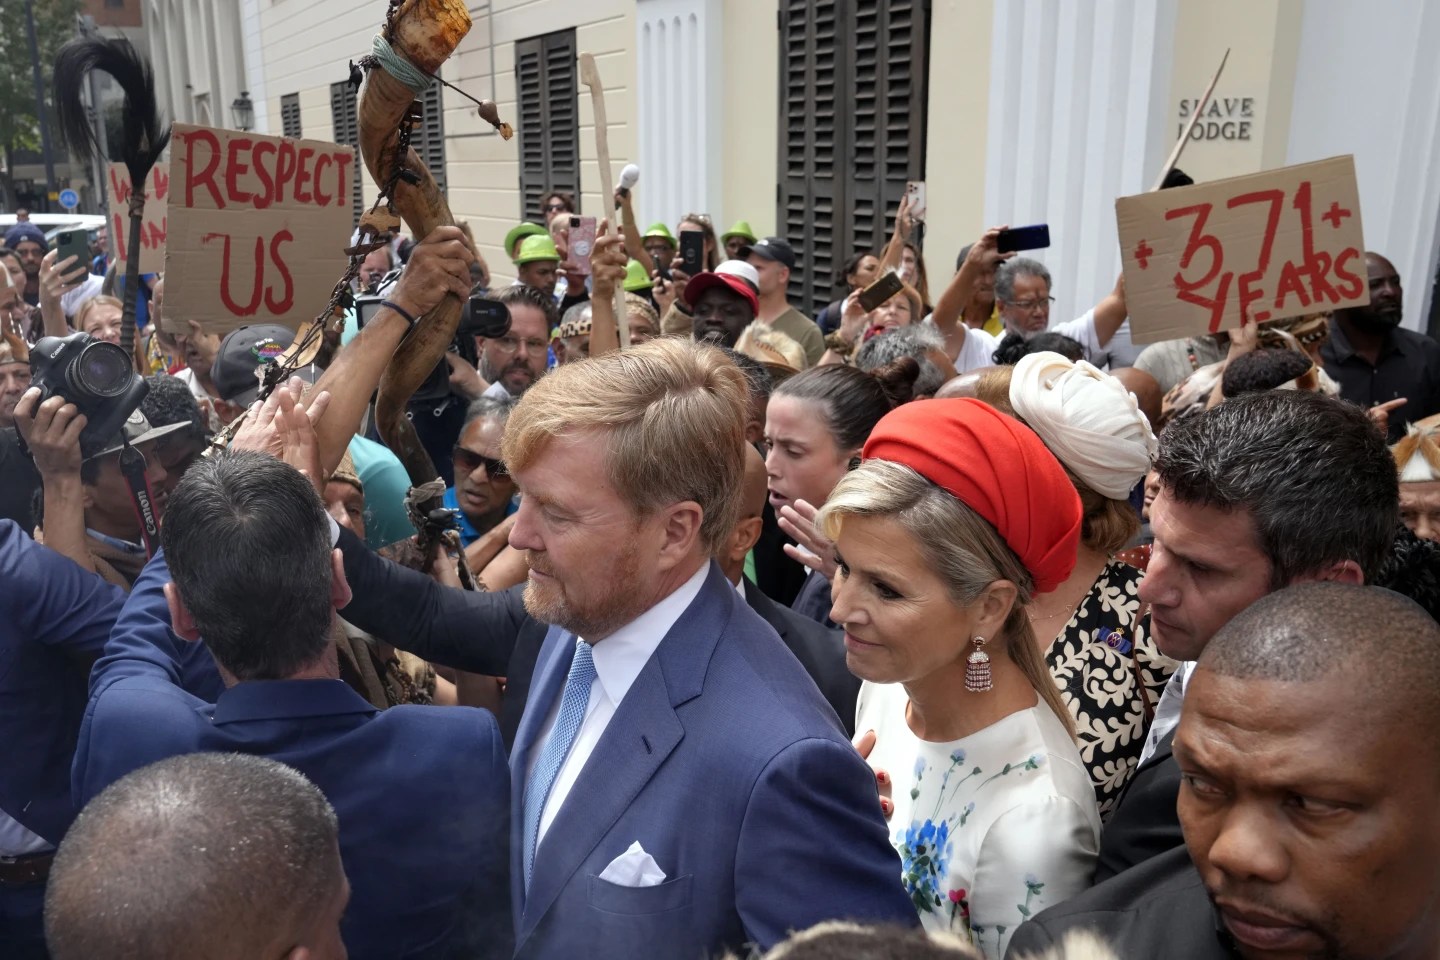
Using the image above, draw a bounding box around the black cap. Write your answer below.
[210,325,297,406]
[739,237,796,270]
[81,408,189,462]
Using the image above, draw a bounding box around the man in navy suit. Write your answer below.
[71,451,511,960]
[0,520,125,959]
[336,338,914,958]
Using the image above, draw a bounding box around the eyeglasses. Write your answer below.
[492,335,550,356]
[452,445,508,478]
[543,203,568,213]
[1004,297,1055,313]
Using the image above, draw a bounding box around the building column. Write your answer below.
[983,0,1178,321]
[635,0,724,232]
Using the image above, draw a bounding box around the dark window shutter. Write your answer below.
[329,81,363,224]
[280,93,302,139]
[778,0,930,315]
[516,29,580,224]
[414,83,447,193]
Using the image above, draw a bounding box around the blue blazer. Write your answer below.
[0,520,124,847]
[73,551,514,960]
[509,562,916,958]
[334,529,916,956]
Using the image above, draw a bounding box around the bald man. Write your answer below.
[1009,583,1440,960]
[498,446,858,745]
[46,753,348,960]
[1322,251,1440,441]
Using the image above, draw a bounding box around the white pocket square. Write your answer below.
[597,841,667,888]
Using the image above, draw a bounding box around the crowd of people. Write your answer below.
[4,164,1440,960]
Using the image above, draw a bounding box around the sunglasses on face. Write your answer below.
[452,445,508,478]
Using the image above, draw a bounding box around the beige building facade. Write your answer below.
[142,0,1440,331]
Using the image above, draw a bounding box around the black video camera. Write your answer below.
[29,333,148,449]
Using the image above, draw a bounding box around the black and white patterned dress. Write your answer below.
[1043,560,1176,818]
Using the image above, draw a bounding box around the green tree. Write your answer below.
[0,0,85,209]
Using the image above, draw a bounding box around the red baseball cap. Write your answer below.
[683,263,760,316]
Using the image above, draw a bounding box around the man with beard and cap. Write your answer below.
[1322,252,1440,441]
[682,260,761,349]
[1007,583,1440,960]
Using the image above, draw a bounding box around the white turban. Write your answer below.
[1009,352,1158,500]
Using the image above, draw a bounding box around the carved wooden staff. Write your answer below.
[1150,48,1230,191]
[579,53,631,349]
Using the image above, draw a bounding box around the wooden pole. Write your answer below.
[1150,48,1230,192]
[578,52,630,349]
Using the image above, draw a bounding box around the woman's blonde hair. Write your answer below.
[74,294,123,334]
[971,364,1139,553]
[502,337,747,551]
[818,459,1074,736]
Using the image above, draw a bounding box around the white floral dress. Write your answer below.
[855,690,1101,960]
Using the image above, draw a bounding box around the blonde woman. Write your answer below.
[823,398,1100,959]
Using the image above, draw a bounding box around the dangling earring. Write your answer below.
[848,455,862,471]
[965,636,993,692]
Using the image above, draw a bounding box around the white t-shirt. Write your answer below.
[950,309,1101,374]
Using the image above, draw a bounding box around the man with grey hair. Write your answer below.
[444,394,519,547]
[856,325,953,397]
[944,231,1129,373]
[46,752,350,960]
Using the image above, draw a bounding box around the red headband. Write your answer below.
[862,398,1082,594]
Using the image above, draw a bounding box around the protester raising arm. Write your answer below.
[931,226,1008,359]
[311,225,474,477]
[614,187,652,273]
[587,220,628,358]
[14,389,91,573]
[38,250,89,339]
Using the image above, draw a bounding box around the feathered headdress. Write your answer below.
[52,37,169,360]
[1393,424,1440,484]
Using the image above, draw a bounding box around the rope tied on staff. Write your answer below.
[371,34,434,93]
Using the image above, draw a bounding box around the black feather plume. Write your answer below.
[53,36,169,192]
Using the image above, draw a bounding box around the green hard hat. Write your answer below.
[624,259,654,292]
[504,222,548,257]
[643,222,676,244]
[514,234,561,264]
[721,220,757,245]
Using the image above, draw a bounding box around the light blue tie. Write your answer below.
[522,637,597,889]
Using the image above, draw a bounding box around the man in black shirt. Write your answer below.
[1321,252,1440,440]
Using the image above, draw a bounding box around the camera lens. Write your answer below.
[72,341,134,398]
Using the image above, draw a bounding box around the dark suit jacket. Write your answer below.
[1007,846,1234,959]
[742,578,858,735]
[498,577,860,747]
[334,531,916,958]
[0,520,123,848]
[74,550,513,960]
[1093,727,1183,884]
[791,568,839,628]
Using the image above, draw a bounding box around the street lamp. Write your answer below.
[231,91,254,132]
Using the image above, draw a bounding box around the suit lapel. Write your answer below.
[1113,726,1177,812]
[509,624,571,931]
[515,563,735,947]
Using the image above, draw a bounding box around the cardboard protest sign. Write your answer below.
[165,123,356,335]
[1117,155,1367,345]
[107,163,168,274]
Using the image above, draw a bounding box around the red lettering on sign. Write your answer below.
[111,212,128,259]
[184,129,225,209]
[1273,261,1314,313]
[252,141,276,209]
[266,231,295,313]
[1165,203,1225,291]
[274,142,297,205]
[1322,201,1352,230]
[1226,189,1284,325]
[1334,247,1364,300]
[153,167,169,202]
[1133,240,1154,269]
[313,154,332,206]
[109,167,131,204]
[204,233,265,316]
[1177,273,1235,334]
[294,147,315,204]
[334,154,353,206]
[144,218,166,250]
[225,137,254,206]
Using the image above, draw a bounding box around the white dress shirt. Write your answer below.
[1138,660,1194,767]
[0,809,52,858]
[529,563,709,844]
[946,308,1103,373]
